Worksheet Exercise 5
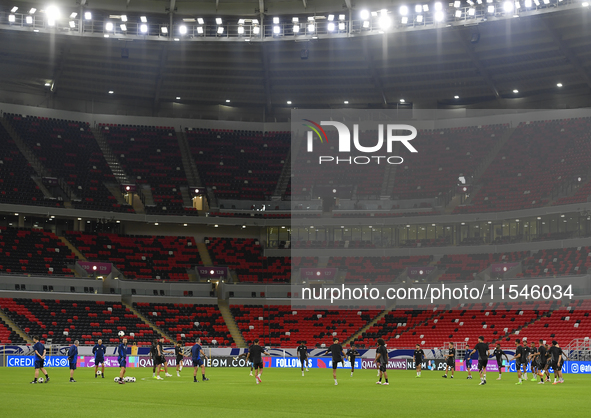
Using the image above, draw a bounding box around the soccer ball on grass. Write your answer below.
[38,377,44,383]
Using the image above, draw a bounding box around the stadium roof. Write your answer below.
[0,1,590,120]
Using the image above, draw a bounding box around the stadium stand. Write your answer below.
[518,247,591,277]
[0,118,62,208]
[64,231,202,281]
[327,256,433,283]
[100,124,195,216]
[205,237,293,283]
[0,227,75,276]
[3,114,131,213]
[436,251,530,282]
[505,299,591,347]
[230,305,381,346]
[186,128,289,200]
[133,302,234,346]
[0,298,154,345]
[0,316,25,344]
[392,125,508,200]
[455,118,591,213]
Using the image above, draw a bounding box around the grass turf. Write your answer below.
[1,367,588,417]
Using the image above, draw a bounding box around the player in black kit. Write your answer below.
[375,338,389,386]
[522,341,530,381]
[534,339,550,384]
[346,344,360,377]
[297,341,309,376]
[469,336,490,386]
[442,342,455,379]
[414,344,425,378]
[493,343,509,380]
[514,339,526,385]
[175,341,184,377]
[322,337,346,385]
[529,341,538,381]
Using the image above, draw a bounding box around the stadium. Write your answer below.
[0,0,590,416]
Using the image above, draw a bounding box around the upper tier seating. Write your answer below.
[4,114,131,213]
[518,247,591,278]
[436,251,529,282]
[553,179,591,206]
[231,305,380,346]
[186,128,289,200]
[455,118,591,213]
[206,237,294,283]
[100,124,196,216]
[0,227,75,276]
[392,124,507,199]
[327,256,433,283]
[0,298,154,345]
[133,302,233,346]
[0,118,62,208]
[65,231,202,281]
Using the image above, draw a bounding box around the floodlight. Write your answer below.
[216,17,222,24]
[197,18,204,24]
[69,20,75,28]
[120,24,127,31]
[556,83,563,87]
[179,25,187,34]
[8,14,15,23]
[454,0,461,6]
[417,14,424,22]
[488,5,495,12]
[30,8,37,14]
[253,26,260,34]
[378,15,391,29]
[84,12,91,20]
[328,14,335,21]
[161,26,168,34]
[11,6,18,13]
[70,12,77,18]
[196,26,203,34]
[400,5,409,15]
[434,10,444,21]
[121,15,127,22]
[468,7,476,15]
[140,24,148,33]
[513,89,519,93]
[338,14,346,20]
[293,24,300,32]
[105,22,114,31]
[237,25,244,34]
[362,20,370,28]
[217,26,224,34]
[423,4,430,11]
[327,22,335,31]
[402,16,408,24]
[307,23,315,32]
[400,99,405,103]
[338,22,345,30]
[273,25,280,34]
[26,15,33,24]
[287,101,292,104]
[434,2,443,11]
[503,1,514,11]
[455,10,462,17]
[140,16,147,23]
[273,17,280,24]
[454,95,460,99]
[360,10,370,20]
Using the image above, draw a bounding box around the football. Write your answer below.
[38,377,44,383]
[114,377,119,382]
[118,331,125,337]
[96,370,102,376]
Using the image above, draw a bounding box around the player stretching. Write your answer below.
[30,336,50,384]
[175,341,184,377]
[191,337,209,382]
[247,339,270,385]
[297,341,309,376]
[442,342,455,378]
[117,337,127,384]
[493,343,509,380]
[414,344,425,378]
[68,340,79,382]
[529,341,538,381]
[347,344,360,377]
[322,337,346,385]
[93,339,106,378]
[514,339,526,385]
[464,344,473,380]
[375,338,389,385]
[470,336,489,386]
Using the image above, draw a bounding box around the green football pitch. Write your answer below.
[1,367,588,417]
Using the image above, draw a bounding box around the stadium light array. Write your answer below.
[360,9,370,20]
